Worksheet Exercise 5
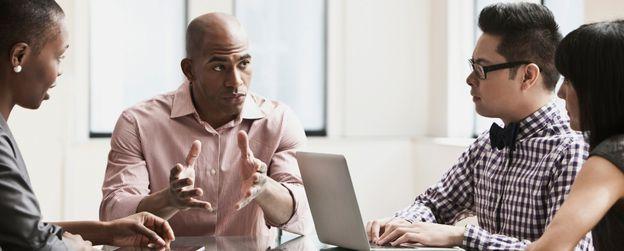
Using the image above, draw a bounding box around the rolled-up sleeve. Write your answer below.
[264,107,312,235]
[99,111,151,221]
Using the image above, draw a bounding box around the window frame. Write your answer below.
[232,0,329,137]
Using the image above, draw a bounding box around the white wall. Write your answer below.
[585,0,624,23]
[8,0,479,226]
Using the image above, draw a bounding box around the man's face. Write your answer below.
[466,33,523,119]
[189,32,252,117]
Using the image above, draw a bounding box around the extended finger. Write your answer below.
[235,189,257,211]
[171,178,193,190]
[237,131,255,162]
[235,198,252,211]
[178,188,203,198]
[185,140,202,167]
[187,199,214,211]
[172,186,201,196]
[169,164,183,182]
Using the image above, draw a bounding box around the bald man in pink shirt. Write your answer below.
[99,13,312,238]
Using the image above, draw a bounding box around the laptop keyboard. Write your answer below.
[371,244,411,249]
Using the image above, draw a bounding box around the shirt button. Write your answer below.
[210,168,217,175]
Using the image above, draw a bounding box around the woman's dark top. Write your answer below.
[589,134,624,251]
[0,117,66,250]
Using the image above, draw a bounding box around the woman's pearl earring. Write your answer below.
[13,65,22,73]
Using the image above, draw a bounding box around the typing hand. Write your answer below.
[167,140,213,211]
[376,222,464,247]
[105,212,175,248]
[366,217,410,244]
[235,130,269,210]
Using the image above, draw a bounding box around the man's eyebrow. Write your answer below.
[473,58,491,65]
[239,54,252,60]
[208,56,228,63]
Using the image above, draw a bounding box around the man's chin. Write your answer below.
[474,105,495,118]
[223,107,244,118]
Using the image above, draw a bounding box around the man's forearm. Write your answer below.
[53,221,109,245]
[255,178,295,226]
[136,188,179,220]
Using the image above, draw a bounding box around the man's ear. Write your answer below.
[520,63,540,91]
[181,58,194,81]
[10,42,30,68]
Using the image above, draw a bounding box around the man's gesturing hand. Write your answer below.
[167,140,213,211]
[235,131,269,211]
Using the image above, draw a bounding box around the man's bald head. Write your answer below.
[185,13,249,58]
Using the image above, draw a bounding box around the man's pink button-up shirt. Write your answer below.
[99,82,311,238]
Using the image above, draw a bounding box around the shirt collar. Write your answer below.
[515,102,560,141]
[170,82,265,120]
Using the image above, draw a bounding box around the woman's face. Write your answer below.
[13,19,69,109]
[557,78,581,131]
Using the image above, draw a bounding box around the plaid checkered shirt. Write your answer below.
[394,103,594,250]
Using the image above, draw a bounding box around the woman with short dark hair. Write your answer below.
[528,20,624,251]
[0,0,174,249]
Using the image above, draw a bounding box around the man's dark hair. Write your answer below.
[478,2,562,90]
[0,0,65,57]
[555,20,624,150]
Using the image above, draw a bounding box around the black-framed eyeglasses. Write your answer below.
[468,59,531,80]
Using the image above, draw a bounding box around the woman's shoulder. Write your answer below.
[591,134,624,172]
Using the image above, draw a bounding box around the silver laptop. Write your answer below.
[297,152,463,251]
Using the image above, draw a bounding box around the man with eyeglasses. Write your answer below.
[366,2,592,250]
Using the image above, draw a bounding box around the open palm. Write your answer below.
[235,130,269,210]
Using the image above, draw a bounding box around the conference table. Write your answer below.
[105,234,347,251]
[105,233,464,250]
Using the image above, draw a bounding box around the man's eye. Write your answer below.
[239,60,250,69]
[213,65,224,72]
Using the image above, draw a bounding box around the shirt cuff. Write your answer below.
[264,183,312,235]
[394,206,435,223]
[394,214,415,223]
[463,224,488,250]
[100,194,146,221]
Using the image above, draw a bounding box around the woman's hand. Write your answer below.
[105,212,175,248]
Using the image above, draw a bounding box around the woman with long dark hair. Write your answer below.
[0,0,174,249]
[528,20,624,251]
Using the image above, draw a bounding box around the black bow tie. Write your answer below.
[489,122,519,151]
